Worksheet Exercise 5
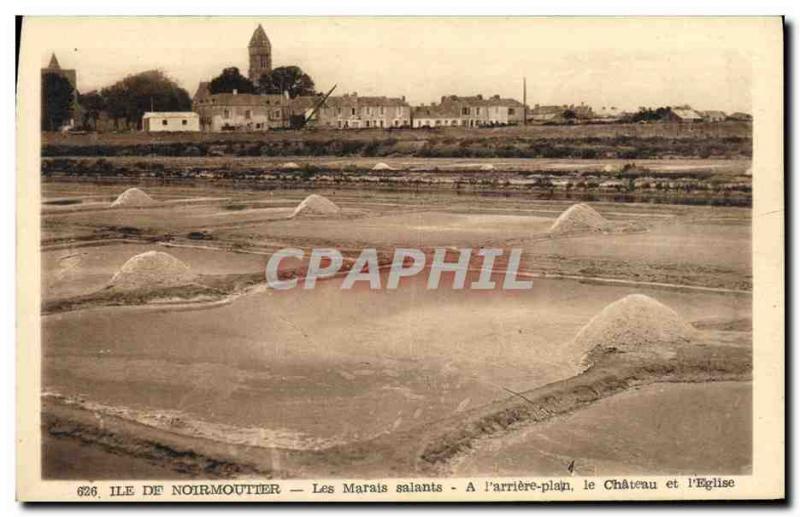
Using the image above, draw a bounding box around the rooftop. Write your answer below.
[193,86,288,106]
[440,94,524,107]
[671,108,703,120]
[316,94,410,108]
[412,104,461,118]
[142,112,199,118]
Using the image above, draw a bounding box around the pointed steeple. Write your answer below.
[47,53,61,70]
[248,24,272,84]
[249,24,271,48]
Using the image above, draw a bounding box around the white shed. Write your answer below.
[142,112,200,132]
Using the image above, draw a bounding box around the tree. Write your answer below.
[77,90,106,130]
[41,73,74,131]
[257,66,315,98]
[209,67,255,95]
[100,70,191,129]
[628,106,672,123]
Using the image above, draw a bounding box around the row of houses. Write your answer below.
[412,95,525,128]
[662,106,753,123]
[190,83,414,131]
[300,93,412,129]
[528,103,597,122]
[145,88,530,132]
[143,86,752,133]
[525,103,752,124]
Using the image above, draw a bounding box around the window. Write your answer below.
[462,107,469,115]
[380,106,385,115]
[162,119,168,126]
[365,120,370,128]
[509,108,516,115]
[351,108,356,116]
[182,120,187,126]
[245,110,252,120]
[260,55,268,67]
[223,109,230,118]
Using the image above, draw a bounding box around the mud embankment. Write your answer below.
[42,402,283,479]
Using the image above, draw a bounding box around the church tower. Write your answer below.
[47,53,60,70]
[248,24,272,85]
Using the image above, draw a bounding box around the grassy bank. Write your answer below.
[41,156,752,206]
[42,122,751,160]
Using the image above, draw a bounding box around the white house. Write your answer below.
[412,104,462,128]
[701,110,728,122]
[142,112,200,132]
[667,107,704,123]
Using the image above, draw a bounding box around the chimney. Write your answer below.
[233,89,238,95]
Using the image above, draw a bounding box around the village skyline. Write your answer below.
[37,17,753,114]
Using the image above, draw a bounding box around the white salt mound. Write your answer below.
[549,203,612,235]
[479,163,495,171]
[372,162,395,171]
[281,162,300,170]
[572,294,696,368]
[744,167,752,176]
[111,188,154,208]
[109,251,195,291]
[291,194,341,218]
[602,164,617,173]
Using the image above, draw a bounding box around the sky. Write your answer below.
[33,17,755,113]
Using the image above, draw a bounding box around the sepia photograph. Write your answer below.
[15,15,784,502]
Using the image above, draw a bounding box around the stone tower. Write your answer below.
[248,24,272,85]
